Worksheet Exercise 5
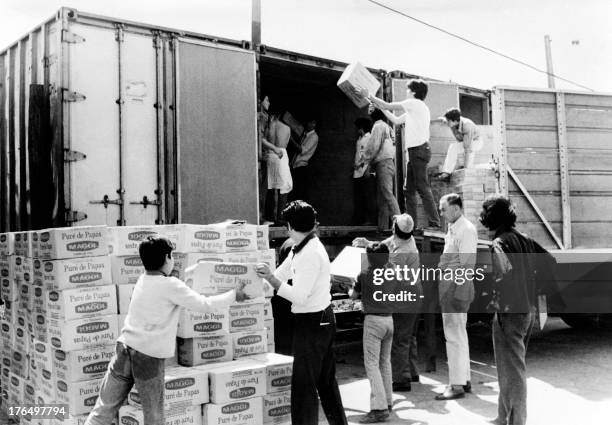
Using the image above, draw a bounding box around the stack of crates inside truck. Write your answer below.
[0,222,294,425]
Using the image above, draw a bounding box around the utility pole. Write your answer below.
[252,0,261,49]
[544,35,555,89]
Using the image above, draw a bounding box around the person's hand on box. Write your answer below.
[353,85,369,99]
[256,263,282,291]
[235,281,250,302]
[352,237,370,248]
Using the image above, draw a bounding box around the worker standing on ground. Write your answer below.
[479,195,537,425]
[436,108,483,182]
[290,119,319,204]
[353,213,422,392]
[435,193,477,400]
[363,106,401,231]
[256,201,348,425]
[356,80,440,230]
[84,236,248,425]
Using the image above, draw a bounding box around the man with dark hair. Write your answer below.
[435,193,477,400]
[480,194,537,425]
[290,119,319,203]
[353,117,376,225]
[256,201,347,425]
[265,106,293,223]
[356,79,440,230]
[436,108,483,182]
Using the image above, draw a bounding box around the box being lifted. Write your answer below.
[337,62,381,108]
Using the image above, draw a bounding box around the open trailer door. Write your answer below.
[176,40,258,224]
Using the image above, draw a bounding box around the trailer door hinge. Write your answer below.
[63,89,86,102]
[90,195,123,208]
[130,196,162,209]
[62,30,85,44]
[65,210,87,223]
[43,54,57,67]
[64,149,86,162]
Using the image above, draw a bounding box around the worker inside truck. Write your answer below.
[264,106,293,225]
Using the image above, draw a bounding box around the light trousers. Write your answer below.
[441,312,471,386]
[363,315,394,411]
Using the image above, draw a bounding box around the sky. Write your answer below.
[1,0,611,92]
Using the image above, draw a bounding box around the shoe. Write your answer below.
[359,410,389,423]
[434,386,465,400]
[426,356,436,373]
[387,405,392,413]
[487,418,507,425]
[411,374,420,383]
[392,382,411,392]
[463,381,472,393]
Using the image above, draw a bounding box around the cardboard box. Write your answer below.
[108,225,182,256]
[173,223,258,253]
[337,61,381,108]
[0,255,17,301]
[229,302,265,333]
[33,311,48,342]
[177,308,230,338]
[54,345,115,383]
[47,314,119,351]
[256,226,269,250]
[14,255,33,284]
[176,334,233,366]
[39,367,55,402]
[8,372,25,406]
[0,233,15,256]
[263,300,273,321]
[42,256,112,291]
[47,285,118,321]
[232,330,267,359]
[10,349,27,378]
[15,231,35,257]
[173,250,275,281]
[119,404,202,425]
[202,396,263,425]
[184,262,264,299]
[32,340,54,372]
[111,255,144,285]
[33,283,46,315]
[55,377,101,416]
[265,321,274,347]
[205,360,266,404]
[127,365,209,409]
[117,284,136,314]
[263,391,291,424]
[330,246,366,286]
[38,226,109,260]
[248,353,293,394]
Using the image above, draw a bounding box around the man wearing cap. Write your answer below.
[353,213,423,391]
[435,193,478,400]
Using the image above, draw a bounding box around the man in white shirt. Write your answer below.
[353,117,376,225]
[357,79,441,230]
[256,201,348,425]
[435,193,478,400]
[290,119,319,203]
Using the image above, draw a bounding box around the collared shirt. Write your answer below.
[275,236,331,313]
[438,215,478,302]
[382,235,421,283]
[363,120,395,165]
[353,132,371,178]
[400,99,430,149]
[292,130,319,168]
[450,117,480,146]
[258,110,270,159]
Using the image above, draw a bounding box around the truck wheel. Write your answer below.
[560,314,599,329]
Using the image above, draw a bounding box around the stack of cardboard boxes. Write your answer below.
[0,222,292,425]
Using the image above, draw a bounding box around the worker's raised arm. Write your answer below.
[382,109,406,126]
[353,86,405,113]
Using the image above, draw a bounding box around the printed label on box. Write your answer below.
[0,233,15,256]
[263,391,291,424]
[53,345,115,383]
[47,314,119,352]
[119,403,202,425]
[176,334,232,367]
[247,353,293,394]
[55,377,102,416]
[177,308,230,338]
[42,256,112,291]
[184,262,264,299]
[47,285,118,321]
[256,226,269,251]
[38,226,109,260]
[204,360,266,404]
[173,223,258,253]
[111,256,144,285]
[232,330,267,359]
[202,396,263,425]
[229,302,265,333]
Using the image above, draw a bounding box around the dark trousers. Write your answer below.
[291,165,311,203]
[353,176,377,225]
[291,306,347,425]
[391,313,419,384]
[264,189,288,222]
[404,143,440,228]
[492,312,536,425]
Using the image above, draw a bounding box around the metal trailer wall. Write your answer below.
[493,86,612,249]
[0,8,259,231]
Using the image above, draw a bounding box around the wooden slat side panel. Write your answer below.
[503,90,556,104]
[509,194,562,222]
[565,93,612,108]
[566,107,612,130]
[505,129,558,149]
[504,105,557,128]
[567,129,612,150]
[507,151,560,171]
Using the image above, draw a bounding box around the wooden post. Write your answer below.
[544,35,555,89]
[252,0,261,48]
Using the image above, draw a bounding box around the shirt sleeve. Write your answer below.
[299,134,319,163]
[276,250,321,305]
[274,255,292,282]
[363,123,384,163]
[168,277,236,312]
[458,225,478,268]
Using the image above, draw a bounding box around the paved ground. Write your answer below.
[330,317,612,425]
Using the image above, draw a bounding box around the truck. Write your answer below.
[1,8,611,328]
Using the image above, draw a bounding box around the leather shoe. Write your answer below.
[359,410,389,423]
[411,374,420,383]
[463,381,472,393]
[392,382,411,392]
[487,418,507,425]
[435,386,465,400]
